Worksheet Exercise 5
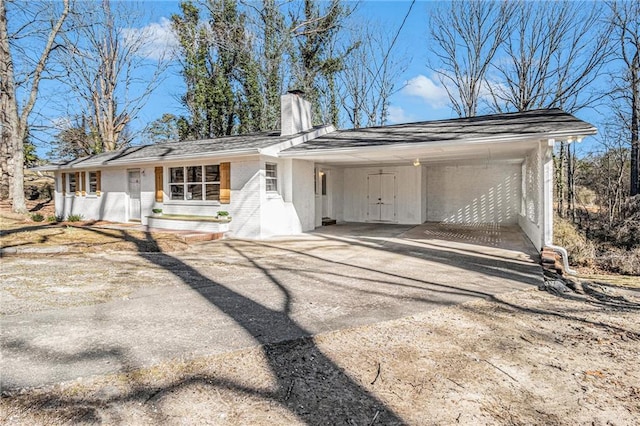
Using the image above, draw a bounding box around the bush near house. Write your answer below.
[66,214,84,222]
[30,213,44,222]
[556,196,640,275]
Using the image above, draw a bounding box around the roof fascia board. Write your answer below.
[279,128,597,158]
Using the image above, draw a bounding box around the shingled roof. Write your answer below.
[39,127,331,170]
[283,109,596,153]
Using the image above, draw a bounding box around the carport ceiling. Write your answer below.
[281,138,541,166]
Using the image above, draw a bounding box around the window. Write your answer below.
[321,172,327,195]
[89,171,99,194]
[266,163,277,192]
[68,173,77,194]
[169,165,220,201]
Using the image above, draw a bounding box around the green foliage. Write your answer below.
[172,0,263,140]
[24,138,39,167]
[145,114,179,144]
[216,210,230,217]
[290,0,354,125]
[152,208,163,214]
[66,214,84,222]
[30,213,45,222]
[47,215,61,222]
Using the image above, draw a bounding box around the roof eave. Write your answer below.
[33,148,261,171]
[279,127,598,158]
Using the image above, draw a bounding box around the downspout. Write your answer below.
[545,244,577,275]
[543,136,583,276]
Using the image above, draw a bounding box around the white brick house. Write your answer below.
[39,92,596,248]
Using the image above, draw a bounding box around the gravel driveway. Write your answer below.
[1,223,542,390]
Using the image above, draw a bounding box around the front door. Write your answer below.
[367,173,396,222]
[127,169,141,221]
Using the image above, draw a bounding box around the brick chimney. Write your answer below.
[280,90,312,136]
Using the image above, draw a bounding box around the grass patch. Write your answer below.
[30,213,44,222]
[0,217,189,253]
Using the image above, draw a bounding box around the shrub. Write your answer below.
[554,216,596,266]
[217,210,230,217]
[47,215,59,222]
[152,208,163,214]
[66,214,84,222]
[30,213,44,222]
[597,247,640,276]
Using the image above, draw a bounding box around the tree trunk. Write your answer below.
[0,0,25,212]
[556,142,566,218]
[567,142,576,222]
[1,0,69,212]
[631,54,639,196]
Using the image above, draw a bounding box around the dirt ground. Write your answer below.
[1,284,638,425]
[1,202,639,425]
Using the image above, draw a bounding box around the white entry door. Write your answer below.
[128,169,141,221]
[367,173,396,221]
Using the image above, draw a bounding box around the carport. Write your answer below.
[280,109,596,252]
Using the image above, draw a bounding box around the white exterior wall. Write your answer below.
[291,160,316,232]
[421,165,428,222]
[54,167,155,223]
[518,146,542,248]
[426,163,521,224]
[331,168,344,222]
[342,165,423,224]
[259,156,310,238]
[517,141,554,249]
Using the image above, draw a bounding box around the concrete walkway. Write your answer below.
[0,223,542,389]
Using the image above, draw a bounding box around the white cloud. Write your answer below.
[387,106,413,124]
[401,74,449,108]
[122,17,178,61]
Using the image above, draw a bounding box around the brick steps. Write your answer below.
[541,247,565,275]
[180,233,224,243]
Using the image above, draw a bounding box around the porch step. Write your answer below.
[322,218,337,226]
[180,233,224,243]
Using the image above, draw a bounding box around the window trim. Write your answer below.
[88,171,101,196]
[265,162,278,193]
[168,164,221,202]
[67,172,77,195]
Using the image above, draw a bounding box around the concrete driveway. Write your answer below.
[0,223,542,390]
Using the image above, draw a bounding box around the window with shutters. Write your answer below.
[88,171,100,195]
[169,165,220,201]
[68,173,77,194]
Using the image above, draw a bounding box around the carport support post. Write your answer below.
[542,139,555,247]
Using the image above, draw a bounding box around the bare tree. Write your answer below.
[428,0,514,117]
[609,0,640,196]
[487,0,612,114]
[339,25,407,128]
[59,0,168,154]
[0,0,70,212]
[482,0,612,218]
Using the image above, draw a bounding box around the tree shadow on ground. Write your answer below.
[3,226,639,423]
[2,227,404,424]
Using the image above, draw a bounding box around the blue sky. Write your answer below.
[130,1,454,130]
[21,0,610,158]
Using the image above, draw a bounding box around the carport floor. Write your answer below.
[1,223,543,389]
